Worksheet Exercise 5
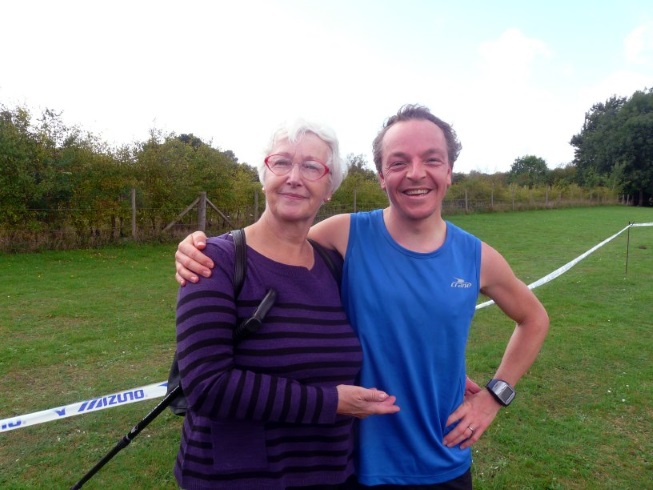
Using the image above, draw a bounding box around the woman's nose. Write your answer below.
[286,163,303,181]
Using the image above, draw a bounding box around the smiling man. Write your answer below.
[175,105,549,489]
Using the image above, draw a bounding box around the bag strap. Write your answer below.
[308,238,341,289]
[231,229,247,297]
[231,230,338,293]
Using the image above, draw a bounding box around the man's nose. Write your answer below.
[407,161,426,179]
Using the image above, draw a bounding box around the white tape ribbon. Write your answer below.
[1,382,168,433]
[475,222,649,310]
[3,222,652,432]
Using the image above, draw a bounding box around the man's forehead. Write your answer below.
[382,120,447,155]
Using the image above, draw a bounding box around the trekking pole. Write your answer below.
[70,288,277,489]
[70,385,181,489]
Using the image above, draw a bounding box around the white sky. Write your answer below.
[2,0,652,173]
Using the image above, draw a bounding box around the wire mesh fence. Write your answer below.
[0,190,624,253]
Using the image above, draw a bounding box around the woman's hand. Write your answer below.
[175,231,212,285]
[336,385,400,419]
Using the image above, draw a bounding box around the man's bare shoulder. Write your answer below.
[309,214,351,255]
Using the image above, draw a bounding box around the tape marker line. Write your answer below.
[1,382,168,433]
[476,223,636,310]
[3,222,652,432]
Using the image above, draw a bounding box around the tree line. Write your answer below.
[0,106,261,249]
[570,88,653,206]
[2,89,650,251]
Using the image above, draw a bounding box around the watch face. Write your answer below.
[489,380,515,405]
[496,382,515,404]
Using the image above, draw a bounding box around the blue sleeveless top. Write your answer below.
[343,210,481,485]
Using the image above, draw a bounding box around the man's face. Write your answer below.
[378,119,452,222]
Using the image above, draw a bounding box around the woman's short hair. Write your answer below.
[258,118,347,194]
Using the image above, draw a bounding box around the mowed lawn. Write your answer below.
[1,206,652,489]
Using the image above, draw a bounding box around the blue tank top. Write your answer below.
[342,210,481,485]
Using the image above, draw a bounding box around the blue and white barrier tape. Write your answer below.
[477,222,653,309]
[1,382,168,433]
[2,222,652,432]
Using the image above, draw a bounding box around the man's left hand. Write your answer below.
[443,389,502,449]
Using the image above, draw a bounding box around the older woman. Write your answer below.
[174,119,399,490]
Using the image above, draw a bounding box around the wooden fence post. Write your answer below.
[491,184,494,210]
[198,192,207,231]
[131,188,137,239]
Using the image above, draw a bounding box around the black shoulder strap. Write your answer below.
[232,231,337,293]
[166,228,262,417]
[308,238,341,288]
[231,228,246,298]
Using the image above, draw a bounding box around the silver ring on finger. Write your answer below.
[468,426,475,434]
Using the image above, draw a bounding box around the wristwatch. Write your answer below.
[486,379,516,406]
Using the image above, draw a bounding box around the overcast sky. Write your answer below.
[2,0,652,173]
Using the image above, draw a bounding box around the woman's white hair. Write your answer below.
[257,118,347,194]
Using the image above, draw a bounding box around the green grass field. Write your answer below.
[1,206,652,489]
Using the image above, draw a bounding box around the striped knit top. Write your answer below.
[174,233,362,490]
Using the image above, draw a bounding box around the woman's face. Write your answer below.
[263,133,332,225]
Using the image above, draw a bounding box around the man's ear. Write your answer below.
[378,171,386,191]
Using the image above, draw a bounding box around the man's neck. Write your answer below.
[382,207,447,253]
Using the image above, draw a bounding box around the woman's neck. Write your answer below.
[244,213,315,268]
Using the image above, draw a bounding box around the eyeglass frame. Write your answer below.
[264,153,331,181]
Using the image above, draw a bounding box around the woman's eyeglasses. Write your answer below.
[264,154,330,181]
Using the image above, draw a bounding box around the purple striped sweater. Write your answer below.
[174,233,362,489]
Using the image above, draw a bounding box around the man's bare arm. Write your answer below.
[175,214,352,286]
[307,214,351,257]
[479,243,549,386]
[443,242,549,449]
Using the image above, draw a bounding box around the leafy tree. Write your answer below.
[617,90,653,205]
[451,172,466,186]
[549,164,577,188]
[570,89,653,205]
[332,154,386,210]
[0,105,97,226]
[0,105,43,225]
[346,153,377,179]
[508,155,549,188]
[177,133,205,149]
[570,95,626,187]
[221,149,239,164]
[132,130,256,230]
[228,163,262,221]
[455,171,490,203]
